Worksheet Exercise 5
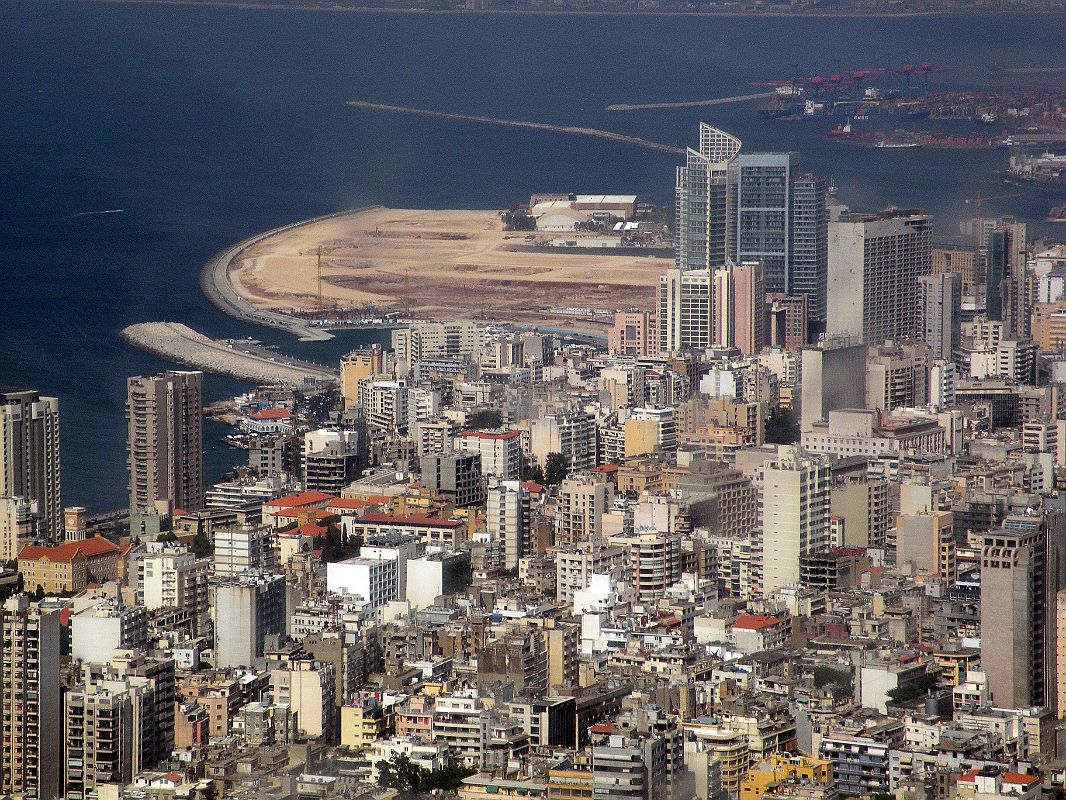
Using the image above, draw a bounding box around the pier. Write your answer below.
[605,90,776,112]
[346,100,685,155]
[121,322,339,386]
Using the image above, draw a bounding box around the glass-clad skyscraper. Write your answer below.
[675,123,741,272]
[733,153,792,295]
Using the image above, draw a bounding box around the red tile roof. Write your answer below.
[75,536,121,557]
[1003,773,1038,786]
[521,481,544,493]
[460,430,520,440]
[732,613,784,631]
[248,408,294,420]
[19,536,119,563]
[357,512,460,529]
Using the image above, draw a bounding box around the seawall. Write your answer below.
[121,322,339,386]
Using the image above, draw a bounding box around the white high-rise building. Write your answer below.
[675,123,742,272]
[929,360,957,410]
[658,268,712,353]
[918,272,962,359]
[357,379,409,433]
[827,210,932,345]
[137,542,210,629]
[0,495,38,561]
[487,479,528,570]
[213,524,278,577]
[212,572,287,668]
[757,446,831,595]
[326,556,398,608]
[457,430,522,481]
[0,389,61,541]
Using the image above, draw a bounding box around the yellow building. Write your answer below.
[1032,302,1066,350]
[739,754,833,800]
[623,417,660,460]
[16,536,117,594]
[616,457,665,496]
[340,697,394,749]
[459,775,548,800]
[340,345,388,409]
[547,763,592,800]
[933,647,981,688]
[18,545,87,594]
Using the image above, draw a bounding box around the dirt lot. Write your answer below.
[228,208,668,328]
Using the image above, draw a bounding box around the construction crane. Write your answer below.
[964,191,1022,248]
[965,190,1022,219]
[316,246,324,312]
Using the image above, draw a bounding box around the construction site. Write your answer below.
[220,207,669,332]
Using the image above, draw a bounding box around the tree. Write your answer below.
[315,522,360,563]
[520,453,544,484]
[544,452,569,485]
[378,754,423,796]
[420,764,477,793]
[191,528,212,558]
[765,406,800,444]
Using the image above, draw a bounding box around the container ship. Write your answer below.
[826,123,996,149]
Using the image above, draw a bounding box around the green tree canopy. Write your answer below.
[765,406,800,445]
[544,452,569,485]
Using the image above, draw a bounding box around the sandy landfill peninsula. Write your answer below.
[227,207,669,330]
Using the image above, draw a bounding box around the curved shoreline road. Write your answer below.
[200,207,379,342]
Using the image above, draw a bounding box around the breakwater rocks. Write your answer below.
[120,322,338,386]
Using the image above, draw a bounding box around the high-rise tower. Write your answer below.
[733,153,791,295]
[675,124,742,272]
[756,446,831,595]
[980,516,1053,709]
[918,272,962,359]
[827,209,933,345]
[1,596,61,800]
[126,371,204,515]
[0,389,61,541]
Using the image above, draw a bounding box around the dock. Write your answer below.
[121,322,339,386]
[346,100,685,156]
[605,90,776,112]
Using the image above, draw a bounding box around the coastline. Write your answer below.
[53,0,1066,19]
[212,207,665,334]
[199,207,384,342]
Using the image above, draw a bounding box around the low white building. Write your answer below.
[326,556,398,608]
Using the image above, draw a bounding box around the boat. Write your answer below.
[875,140,921,148]
[1048,206,1066,223]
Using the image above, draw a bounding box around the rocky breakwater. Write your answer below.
[121,322,338,387]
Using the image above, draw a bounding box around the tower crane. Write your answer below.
[964,191,1022,247]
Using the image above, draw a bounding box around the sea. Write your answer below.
[2,1,1065,511]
